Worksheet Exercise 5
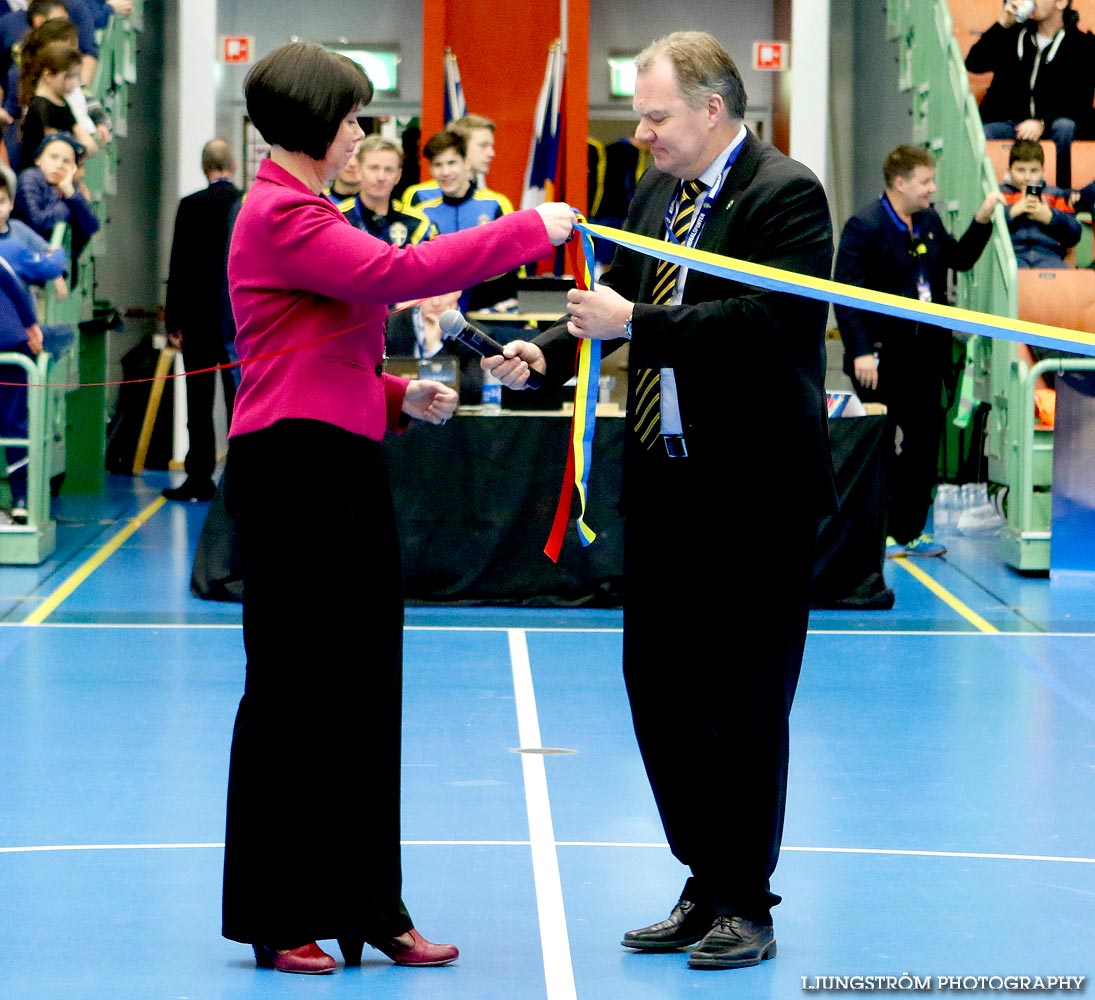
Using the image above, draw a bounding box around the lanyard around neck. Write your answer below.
[662,140,745,249]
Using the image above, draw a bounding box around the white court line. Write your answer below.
[509,627,578,1000]
[4,841,1093,865]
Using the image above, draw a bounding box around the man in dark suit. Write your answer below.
[834,145,1001,557]
[162,138,241,501]
[486,31,835,969]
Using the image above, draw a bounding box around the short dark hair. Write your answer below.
[883,144,935,187]
[244,42,373,161]
[1009,139,1044,166]
[424,130,466,162]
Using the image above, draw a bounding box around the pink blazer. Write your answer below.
[228,158,552,441]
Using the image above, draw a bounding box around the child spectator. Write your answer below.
[1000,138,1081,268]
[13,131,98,271]
[18,39,96,167]
[0,163,67,300]
[0,251,45,524]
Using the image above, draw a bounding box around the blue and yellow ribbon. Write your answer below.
[545,217,1095,559]
[544,216,600,561]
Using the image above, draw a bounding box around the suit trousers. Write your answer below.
[857,332,950,545]
[220,419,412,946]
[181,340,236,484]
[621,466,819,923]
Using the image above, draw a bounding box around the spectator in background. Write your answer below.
[0,161,67,300]
[341,134,435,247]
[416,129,520,311]
[834,144,1002,559]
[385,290,485,404]
[14,131,98,269]
[965,0,1095,188]
[162,138,241,503]
[3,16,80,170]
[1000,137,1081,267]
[0,251,43,524]
[0,0,69,156]
[0,0,69,86]
[448,113,496,185]
[401,112,497,206]
[18,39,97,165]
[323,135,362,208]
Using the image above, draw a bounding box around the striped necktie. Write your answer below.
[634,178,705,449]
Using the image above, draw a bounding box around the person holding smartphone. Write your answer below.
[965,0,1095,188]
[1000,138,1081,268]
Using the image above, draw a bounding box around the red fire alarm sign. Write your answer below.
[752,41,789,71]
[222,36,253,64]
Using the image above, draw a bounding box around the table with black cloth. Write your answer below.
[190,413,893,610]
[385,411,893,609]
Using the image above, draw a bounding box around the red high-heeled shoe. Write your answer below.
[253,942,337,974]
[338,928,459,967]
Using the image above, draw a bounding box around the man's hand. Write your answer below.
[975,190,1006,224]
[167,331,183,349]
[566,284,634,340]
[483,340,545,389]
[1015,118,1046,141]
[853,352,879,391]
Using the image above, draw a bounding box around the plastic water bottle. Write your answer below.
[933,483,959,533]
[480,370,502,414]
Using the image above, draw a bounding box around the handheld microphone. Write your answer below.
[438,309,544,390]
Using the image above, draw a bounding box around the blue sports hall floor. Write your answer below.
[1,470,1093,1000]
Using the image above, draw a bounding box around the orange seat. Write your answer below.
[1016,268,1095,334]
[1069,140,1095,189]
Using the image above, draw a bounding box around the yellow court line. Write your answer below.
[23,495,168,624]
[890,556,1000,634]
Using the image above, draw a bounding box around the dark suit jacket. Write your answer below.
[833,197,992,378]
[536,130,837,517]
[165,178,242,362]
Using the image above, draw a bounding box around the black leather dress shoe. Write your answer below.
[687,915,777,969]
[621,896,712,951]
[162,479,216,502]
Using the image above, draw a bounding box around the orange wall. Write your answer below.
[420,0,589,222]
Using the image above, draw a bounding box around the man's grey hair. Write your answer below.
[636,31,746,120]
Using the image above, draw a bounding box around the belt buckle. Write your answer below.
[662,434,688,459]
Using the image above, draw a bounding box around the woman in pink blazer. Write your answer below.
[220,41,574,976]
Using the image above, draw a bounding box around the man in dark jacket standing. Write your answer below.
[163,138,241,501]
[834,145,1003,558]
[487,31,836,970]
[965,0,1095,187]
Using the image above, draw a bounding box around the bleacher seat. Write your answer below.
[1017,267,1095,333]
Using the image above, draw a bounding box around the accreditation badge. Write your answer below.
[388,222,409,248]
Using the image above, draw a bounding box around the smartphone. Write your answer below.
[1026,183,1045,197]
